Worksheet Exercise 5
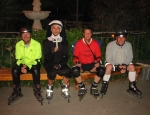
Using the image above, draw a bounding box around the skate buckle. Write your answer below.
[62,88,68,92]
[47,89,53,96]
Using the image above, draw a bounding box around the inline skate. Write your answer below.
[46,85,54,104]
[90,82,99,100]
[8,85,23,105]
[61,84,70,103]
[100,81,109,98]
[33,84,44,105]
[127,81,142,98]
[78,87,87,101]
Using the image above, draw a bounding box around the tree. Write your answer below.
[0,0,23,31]
[53,0,91,21]
[89,0,150,31]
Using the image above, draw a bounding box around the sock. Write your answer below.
[103,75,111,81]
[128,71,136,82]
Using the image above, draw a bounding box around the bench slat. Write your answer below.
[0,68,64,81]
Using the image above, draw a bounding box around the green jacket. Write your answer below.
[15,38,42,69]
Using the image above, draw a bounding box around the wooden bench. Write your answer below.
[0,68,64,81]
[0,64,142,90]
[75,64,143,89]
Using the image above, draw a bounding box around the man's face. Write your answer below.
[51,25,61,36]
[83,29,92,41]
[21,32,31,44]
[116,36,126,46]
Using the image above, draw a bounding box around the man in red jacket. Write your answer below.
[72,27,105,100]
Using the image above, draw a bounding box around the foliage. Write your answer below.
[66,28,83,66]
[54,0,91,21]
[32,30,46,66]
[0,0,25,31]
[137,29,150,60]
[89,0,150,31]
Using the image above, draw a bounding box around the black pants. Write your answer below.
[44,64,71,80]
[12,64,41,86]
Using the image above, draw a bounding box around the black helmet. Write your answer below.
[115,29,127,38]
[20,27,32,35]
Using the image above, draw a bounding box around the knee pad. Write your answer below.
[64,70,72,78]
[57,69,72,78]
[71,66,80,78]
[47,71,57,80]
[96,66,106,78]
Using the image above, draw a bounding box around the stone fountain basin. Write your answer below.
[23,11,51,20]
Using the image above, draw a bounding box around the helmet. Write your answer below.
[48,20,63,32]
[115,29,127,38]
[20,27,32,35]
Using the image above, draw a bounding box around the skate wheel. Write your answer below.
[101,95,103,99]
[138,95,142,98]
[8,102,11,105]
[96,97,100,100]
[66,98,70,103]
[79,97,83,101]
[48,100,50,104]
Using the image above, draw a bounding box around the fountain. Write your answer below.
[23,0,51,30]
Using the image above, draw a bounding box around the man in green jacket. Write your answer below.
[8,27,43,105]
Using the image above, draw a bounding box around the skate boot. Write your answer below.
[100,81,109,98]
[127,81,142,98]
[33,84,44,105]
[61,84,70,103]
[78,82,87,101]
[46,85,54,104]
[90,82,99,100]
[8,84,23,105]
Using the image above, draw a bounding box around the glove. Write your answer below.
[54,64,61,69]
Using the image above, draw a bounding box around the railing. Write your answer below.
[0,31,146,67]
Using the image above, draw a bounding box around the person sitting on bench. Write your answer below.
[43,20,71,102]
[71,27,105,100]
[100,29,142,98]
[8,27,43,104]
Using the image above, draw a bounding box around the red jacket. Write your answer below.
[73,38,102,64]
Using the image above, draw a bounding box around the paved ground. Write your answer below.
[0,78,150,115]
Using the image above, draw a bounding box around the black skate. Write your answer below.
[61,84,70,103]
[127,81,142,98]
[46,85,54,104]
[78,88,87,101]
[33,84,44,105]
[90,87,100,100]
[8,85,23,105]
[100,81,109,98]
